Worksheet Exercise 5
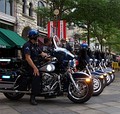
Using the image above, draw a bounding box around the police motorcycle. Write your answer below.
[91,58,113,86]
[77,59,106,96]
[76,60,105,97]
[100,59,115,83]
[93,50,114,86]
[0,35,93,103]
[76,45,106,96]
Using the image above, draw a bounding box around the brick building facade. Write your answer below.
[0,0,47,38]
[0,0,47,58]
[16,0,47,39]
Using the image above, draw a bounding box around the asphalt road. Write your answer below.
[0,72,120,114]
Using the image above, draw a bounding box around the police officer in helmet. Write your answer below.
[22,29,48,105]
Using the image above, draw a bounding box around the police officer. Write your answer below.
[22,29,48,105]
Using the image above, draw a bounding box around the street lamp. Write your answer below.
[54,9,59,16]
[51,0,60,36]
[53,9,59,35]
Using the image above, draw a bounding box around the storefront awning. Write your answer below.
[0,28,27,48]
[0,36,11,48]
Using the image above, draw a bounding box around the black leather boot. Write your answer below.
[30,95,38,105]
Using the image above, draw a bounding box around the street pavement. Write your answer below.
[0,71,120,114]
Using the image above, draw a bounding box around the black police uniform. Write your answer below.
[22,40,42,96]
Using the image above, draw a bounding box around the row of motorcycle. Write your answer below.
[0,35,115,104]
[75,43,115,97]
[77,58,115,96]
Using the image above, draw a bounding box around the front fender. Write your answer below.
[71,72,93,84]
[72,71,91,79]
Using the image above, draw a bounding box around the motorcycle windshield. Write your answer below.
[52,35,74,61]
[54,47,74,60]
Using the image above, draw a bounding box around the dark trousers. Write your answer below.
[31,76,41,96]
[26,68,42,96]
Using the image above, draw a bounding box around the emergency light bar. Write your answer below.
[0,59,11,62]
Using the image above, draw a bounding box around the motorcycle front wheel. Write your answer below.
[3,93,24,100]
[106,74,112,86]
[92,77,104,96]
[111,73,115,83]
[67,79,93,103]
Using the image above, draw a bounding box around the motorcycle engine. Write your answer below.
[42,73,58,92]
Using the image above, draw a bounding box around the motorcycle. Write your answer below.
[0,35,93,103]
[100,59,115,83]
[75,47,106,96]
[92,59,113,86]
[77,59,106,96]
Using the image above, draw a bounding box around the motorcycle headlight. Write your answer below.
[85,78,91,83]
[103,73,107,76]
[46,64,55,72]
[99,75,104,79]
[109,72,112,74]
[112,70,115,73]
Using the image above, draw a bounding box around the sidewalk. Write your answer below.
[0,71,120,114]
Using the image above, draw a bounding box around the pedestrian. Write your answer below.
[22,29,48,105]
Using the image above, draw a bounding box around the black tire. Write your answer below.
[92,77,104,96]
[106,74,112,86]
[111,73,115,83]
[67,79,93,103]
[3,93,24,100]
[103,76,107,88]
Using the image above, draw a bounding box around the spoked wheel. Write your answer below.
[93,77,104,96]
[3,93,24,100]
[68,79,93,103]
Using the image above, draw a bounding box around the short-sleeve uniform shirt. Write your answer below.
[22,41,42,70]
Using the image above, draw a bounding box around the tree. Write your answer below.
[36,0,76,22]
[91,22,120,52]
[70,0,106,45]
[36,0,120,53]
[70,0,120,46]
[90,0,120,52]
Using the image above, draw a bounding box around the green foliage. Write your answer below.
[71,0,120,52]
[36,0,76,21]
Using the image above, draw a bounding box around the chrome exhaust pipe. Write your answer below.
[0,89,31,93]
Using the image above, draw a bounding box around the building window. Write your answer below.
[37,1,46,28]
[0,22,14,30]
[22,26,31,39]
[22,0,26,14]
[0,0,14,16]
[29,2,33,16]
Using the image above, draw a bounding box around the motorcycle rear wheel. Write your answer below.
[67,79,93,103]
[3,93,24,100]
